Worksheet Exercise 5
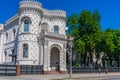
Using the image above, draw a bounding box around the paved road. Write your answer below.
[0,73,120,80]
[72,75,120,80]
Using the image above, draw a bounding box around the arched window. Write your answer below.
[41,22,48,32]
[23,44,28,58]
[54,26,59,34]
[6,32,8,43]
[24,20,29,32]
[13,28,16,40]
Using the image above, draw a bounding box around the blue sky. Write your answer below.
[0,0,120,30]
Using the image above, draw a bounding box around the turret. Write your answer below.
[17,0,42,65]
[18,0,42,34]
[19,0,42,13]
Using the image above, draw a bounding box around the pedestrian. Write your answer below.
[98,63,101,74]
[105,66,108,74]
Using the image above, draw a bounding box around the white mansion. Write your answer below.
[0,0,68,72]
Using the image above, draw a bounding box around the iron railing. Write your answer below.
[20,65,43,75]
[0,65,16,76]
[67,66,120,74]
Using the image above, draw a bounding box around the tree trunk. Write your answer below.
[117,58,119,67]
[85,52,88,66]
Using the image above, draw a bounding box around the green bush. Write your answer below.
[75,62,80,67]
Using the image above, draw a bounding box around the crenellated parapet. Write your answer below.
[42,9,66,18]
[19,0,42,13]
[19,0,66,19]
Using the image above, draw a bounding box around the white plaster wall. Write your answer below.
[18,9,41,65]
[3,24,18,63]
[0,33,4,63]
[5,25,18,43]
[48,40,63,50]
[19,13,41,34]
[49,19,66,35]
[5,49,12,62]
[0,34,2,63]
[41,19,50,33]
[41,18,66,35]
[17,41,39,65]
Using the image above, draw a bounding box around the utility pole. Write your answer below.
[68,37,74,78]
[69,43,72,78]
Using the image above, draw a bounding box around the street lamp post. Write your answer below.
[102,54,108,74]
[69,44,72,78]
[9,53,17,65]
[68,37,74,78]
[105,56,108,74]
[38,30,45,66]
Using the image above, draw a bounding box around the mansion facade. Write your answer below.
[0,0,68,73]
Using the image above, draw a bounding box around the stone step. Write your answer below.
[44,71,61,75]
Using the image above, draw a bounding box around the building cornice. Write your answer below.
[4,41,15,46]
[5,14,19,26]
[44,32,67,41]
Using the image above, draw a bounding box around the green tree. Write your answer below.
[67,13,79,28]
[68,10,102,66]
[103,29,115,66]
[112,30,120,67]
[78,10,102,65]
[74,38,85,54]
[67,10,120,67]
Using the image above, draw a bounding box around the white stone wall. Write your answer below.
[41,17,66,35]
[48,18,66,35]
[3,21,19,63]
[0,31,4,63]
[17,41,39,65]
[19,13,41,34]
[18,4,41,65]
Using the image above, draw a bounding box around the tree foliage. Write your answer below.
[67,10,120,67]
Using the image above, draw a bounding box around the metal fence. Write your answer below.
[0,65,119,76]
[20,65,43,75]
[0,65,16,76]
[107,67,120,72]
[67,67,120,74]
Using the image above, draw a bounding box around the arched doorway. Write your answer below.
[50,47,60,71]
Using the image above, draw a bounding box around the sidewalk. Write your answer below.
[0,72,120,80]
[19,72,120,80]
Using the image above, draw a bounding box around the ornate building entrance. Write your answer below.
[50,47,60,71]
